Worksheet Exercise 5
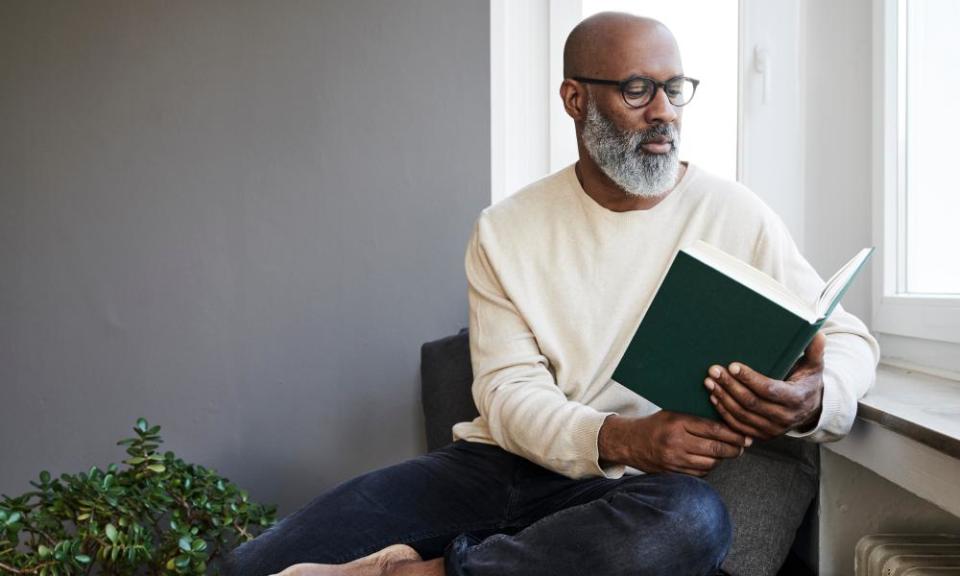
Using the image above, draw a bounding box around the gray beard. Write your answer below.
[581,98,680,198]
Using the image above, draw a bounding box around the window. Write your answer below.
[902,0,960,295]
[874,0,960,345]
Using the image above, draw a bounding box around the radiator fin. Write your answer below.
[856,534,960,576]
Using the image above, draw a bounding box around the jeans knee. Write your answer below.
[664,475,732,566]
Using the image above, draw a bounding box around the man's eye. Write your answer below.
[624,88,650,98]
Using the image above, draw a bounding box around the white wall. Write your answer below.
[739,0,806,252]
[802,0,874,323]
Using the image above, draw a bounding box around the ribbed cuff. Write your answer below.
[580,410,625,479]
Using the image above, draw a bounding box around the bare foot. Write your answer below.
[270,543,424,576]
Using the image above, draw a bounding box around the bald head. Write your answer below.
[563,12,680,79]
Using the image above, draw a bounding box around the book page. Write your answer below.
[816,247,875,318]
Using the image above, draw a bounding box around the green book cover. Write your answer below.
[611,241,873,421]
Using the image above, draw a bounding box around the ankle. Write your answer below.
[384,558,444,576]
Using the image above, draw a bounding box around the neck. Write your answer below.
[574,151,686,212]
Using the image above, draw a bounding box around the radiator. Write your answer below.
[856,534,960,576]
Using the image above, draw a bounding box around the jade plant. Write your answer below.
[0,419,276,575]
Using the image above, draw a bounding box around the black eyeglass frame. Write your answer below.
[571,75,700,108]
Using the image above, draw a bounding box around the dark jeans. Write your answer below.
[226,440,732,576]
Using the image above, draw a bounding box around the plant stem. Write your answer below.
[0,559,55,574]
[0,561,25,574]
[232,521,251,540]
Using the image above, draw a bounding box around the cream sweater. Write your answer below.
[451,163,880,480]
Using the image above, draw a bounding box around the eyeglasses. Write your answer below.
[572,75,700,108]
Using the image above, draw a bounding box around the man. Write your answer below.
[227,12,878,576]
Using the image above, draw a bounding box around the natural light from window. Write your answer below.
[582,0,739,182]
[904,0,960,294]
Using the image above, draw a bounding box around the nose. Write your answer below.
[643,86,679,125]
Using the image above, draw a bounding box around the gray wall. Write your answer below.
[0,0,489,514]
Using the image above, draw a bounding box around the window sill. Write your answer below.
[856,363,960,459]
[823,364,960,518]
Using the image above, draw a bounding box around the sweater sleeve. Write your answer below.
[752,213,880,442]
[464,217,625,479]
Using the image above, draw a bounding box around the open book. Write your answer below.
[611,240,874,421]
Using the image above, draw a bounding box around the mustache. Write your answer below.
[632,124,679,150]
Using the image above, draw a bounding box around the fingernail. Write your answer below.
[730,363,741,375]
[704,378,715,391]
[709,366,721,378]
[710,395,718,405]
[745,437,753,447]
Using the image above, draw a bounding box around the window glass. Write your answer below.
[904,0,960,294]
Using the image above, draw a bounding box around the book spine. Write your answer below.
[767,319,826,380]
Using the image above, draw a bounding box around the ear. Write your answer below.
[560,79,588,122]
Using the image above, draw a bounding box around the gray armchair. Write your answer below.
[421,328,817,576]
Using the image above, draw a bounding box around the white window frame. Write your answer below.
[871,0,960,347]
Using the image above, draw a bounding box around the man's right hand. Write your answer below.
[598,412,752,477]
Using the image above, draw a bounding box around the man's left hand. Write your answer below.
[703,332,826,440]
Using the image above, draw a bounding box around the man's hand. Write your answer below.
[598,411,751,477]
[704,332,826,440]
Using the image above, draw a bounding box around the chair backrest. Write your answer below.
[419,328,478,451]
